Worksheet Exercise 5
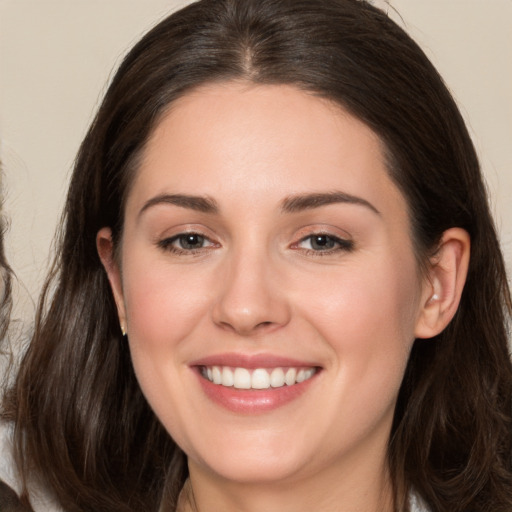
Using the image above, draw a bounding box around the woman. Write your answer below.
[6,0,512,511]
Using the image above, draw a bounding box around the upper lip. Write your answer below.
[189,352,320,369]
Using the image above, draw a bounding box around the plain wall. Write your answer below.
[1,0,511,324]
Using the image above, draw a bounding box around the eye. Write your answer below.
[296,234,354,253]
[175,233,207,250]
[158,232,216,254]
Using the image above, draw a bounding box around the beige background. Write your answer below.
[1,0,511,324]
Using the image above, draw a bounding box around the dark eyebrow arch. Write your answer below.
[281,191,380,216]
[138,194,219,218]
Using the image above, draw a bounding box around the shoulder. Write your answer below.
[0,421,64,512]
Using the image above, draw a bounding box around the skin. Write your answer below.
[98,82,470,512]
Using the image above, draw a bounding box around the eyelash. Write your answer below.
[157,232,354,257]
[294,233,354,256]
[157,232,216,255]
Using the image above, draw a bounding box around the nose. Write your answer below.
[211,249,291,336]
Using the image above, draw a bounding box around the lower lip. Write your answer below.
[194,369,319,414]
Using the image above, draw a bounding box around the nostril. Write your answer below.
[254,321,275,331]
[217,319,277,336]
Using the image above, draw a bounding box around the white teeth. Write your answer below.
[270,368,285,387]
[233,368,251,389]
[203,365,316,389]
[251,369,270,389]
[212,366,222,384]
[221,367,234,387]
[285,368,296,386]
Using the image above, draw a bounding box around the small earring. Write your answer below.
[120,324,127,337]
[430,293,440,302]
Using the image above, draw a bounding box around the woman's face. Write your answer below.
[102,82,431,487]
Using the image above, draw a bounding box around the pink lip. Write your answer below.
[189,353,321,414]
[190,352,318,369]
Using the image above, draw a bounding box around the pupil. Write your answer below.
[312,235,334,250]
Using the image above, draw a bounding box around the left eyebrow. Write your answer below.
[138,193,219,219]
[280,191,381,216]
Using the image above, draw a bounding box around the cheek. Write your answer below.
[119,255,214,438]
[298,250,420,383]
[122,257,213,350]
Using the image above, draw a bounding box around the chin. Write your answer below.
[194,452,307,485]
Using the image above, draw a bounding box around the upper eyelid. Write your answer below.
[155,225,218,242]
[168,230,212,239]
[292,224,353,241]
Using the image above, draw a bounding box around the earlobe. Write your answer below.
[414,228,470,339]
[96,227,127,335]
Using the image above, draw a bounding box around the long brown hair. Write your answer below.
[7,1,512,511]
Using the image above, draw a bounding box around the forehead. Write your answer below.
[128,81,406,219]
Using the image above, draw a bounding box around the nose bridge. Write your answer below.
[212,239,290,335]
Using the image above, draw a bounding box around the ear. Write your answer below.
[414,228,470,339]
[97,227,127,335]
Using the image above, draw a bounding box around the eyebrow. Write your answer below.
[138,194,219,218]
[138,190,380,218]
[281,191,381,215]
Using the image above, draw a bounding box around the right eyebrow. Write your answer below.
[138,194,219,219]
[280,191,380,216]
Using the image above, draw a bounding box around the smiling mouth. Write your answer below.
[200,366,318,390]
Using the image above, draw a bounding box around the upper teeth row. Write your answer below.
[202,366,316,389]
